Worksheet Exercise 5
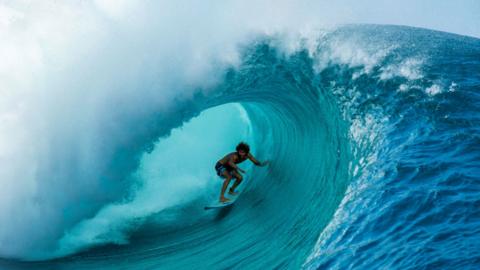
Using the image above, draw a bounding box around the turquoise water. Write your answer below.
[1,25,479,269]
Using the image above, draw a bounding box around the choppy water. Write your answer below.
[1,25,479,269]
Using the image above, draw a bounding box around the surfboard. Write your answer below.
[204,195,239,210]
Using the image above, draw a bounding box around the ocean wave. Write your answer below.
[1,21,479,270]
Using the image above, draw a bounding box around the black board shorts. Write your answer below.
[215,162,233,177]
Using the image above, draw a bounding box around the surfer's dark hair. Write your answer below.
[236,142,250,153]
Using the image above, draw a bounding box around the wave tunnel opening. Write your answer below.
[58,96,351,269]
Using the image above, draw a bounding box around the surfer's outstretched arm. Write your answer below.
[248,153,268,166]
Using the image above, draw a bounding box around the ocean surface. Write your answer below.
[1,25,479,269]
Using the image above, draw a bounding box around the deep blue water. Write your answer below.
[1,25,479,269]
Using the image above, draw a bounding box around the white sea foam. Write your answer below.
[380,58,423,81]
[448,82,457,92]
[426,84,443,96]
[398,84,409,92]
[313,40,394,77]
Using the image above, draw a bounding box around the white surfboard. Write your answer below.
[204,195,239,210]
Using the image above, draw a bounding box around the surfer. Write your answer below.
[215,142,269,203]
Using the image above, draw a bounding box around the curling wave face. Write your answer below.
[1,25,479,270]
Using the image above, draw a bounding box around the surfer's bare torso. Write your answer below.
[217,152,249,170]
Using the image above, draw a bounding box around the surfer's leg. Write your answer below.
[219,171,232,203]
[229,171,242,195]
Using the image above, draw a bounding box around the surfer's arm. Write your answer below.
[248,153,268,167]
